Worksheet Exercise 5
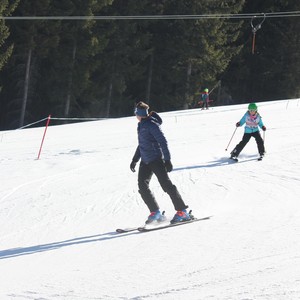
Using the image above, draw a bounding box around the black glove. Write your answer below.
[164,160,173,172]
[236,122,240,127]
[262,126,266,131]
[130,160,137,172]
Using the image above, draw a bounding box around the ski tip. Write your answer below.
[116,227,139,233]
[229,157,238,162]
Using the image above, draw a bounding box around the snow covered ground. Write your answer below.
[1,99,300,300]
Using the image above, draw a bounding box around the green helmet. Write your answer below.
[204,88,209,93]
[248,103,257,110]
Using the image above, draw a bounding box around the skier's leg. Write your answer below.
[138,162,159,212]
[253,131,265,155]
[150,159,188,211]
[231,133,251,157]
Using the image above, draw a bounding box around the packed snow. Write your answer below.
[0,99,300,300]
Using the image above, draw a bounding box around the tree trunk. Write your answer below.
[184,60,192,109]
[106,79,113,118]
[146,52,154,104]
[217,80,222,103]
[106,51,116,117]
[19,48,32,127]
[64,42,77,118]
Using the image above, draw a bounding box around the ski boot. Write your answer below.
[230,149,239,161]
[258,153,264,161]
[145,210,166,224]
[170,209,192,224]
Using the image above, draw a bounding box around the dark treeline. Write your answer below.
[0,0,299,130]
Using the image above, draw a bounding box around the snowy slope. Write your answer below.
[1,99,300,300]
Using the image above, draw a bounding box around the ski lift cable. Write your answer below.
[1,11,300,21]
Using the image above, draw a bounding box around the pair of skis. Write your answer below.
[116,216,211,233]
[229,155,263,163]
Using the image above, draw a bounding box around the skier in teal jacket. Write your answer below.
[230,103,266,159]
[201,88,209,109]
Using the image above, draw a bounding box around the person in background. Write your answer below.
[130,101,191,224]
[230,102,266,160]
[201,88,209,109]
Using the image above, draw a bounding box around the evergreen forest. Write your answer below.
[0,0,299,130]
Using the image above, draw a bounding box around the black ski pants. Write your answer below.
[202,100,209,109]
[138,159,188,212]
[232,131,265,157]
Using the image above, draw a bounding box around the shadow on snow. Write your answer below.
[173,156,259,171]
[0,231,139,260]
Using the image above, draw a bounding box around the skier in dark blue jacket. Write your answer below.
[130,101,191,224]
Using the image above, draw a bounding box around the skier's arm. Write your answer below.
[149,124,171,161]
[258,117,265,129]
[130,146,141,173]
[132,146,141,162]
[238,114,247,126]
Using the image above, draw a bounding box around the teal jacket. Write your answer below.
[239,111,265,133]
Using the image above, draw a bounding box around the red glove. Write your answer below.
[262,126,266,131]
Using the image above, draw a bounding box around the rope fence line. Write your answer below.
[0,115,109,159]
[2,116,106,131]
[50,117,107,121]
[18,117,49,130]
[0,116,106,142]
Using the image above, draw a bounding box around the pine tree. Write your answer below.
[0,0,59,127]
[122,0,246,111]
[39,0,113,119]
[0,0,19,70]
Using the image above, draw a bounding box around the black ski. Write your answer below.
[116,227,140,233]
[116,211,167,233]
[230,156,264,162]
[116,221,169,233]
[137,216,211,232]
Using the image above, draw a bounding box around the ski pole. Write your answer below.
[225,127,237,151]
[263,130,267,153]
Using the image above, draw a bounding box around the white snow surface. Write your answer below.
[1,99,300,300]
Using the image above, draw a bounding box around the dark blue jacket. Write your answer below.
[132,112,171,164]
